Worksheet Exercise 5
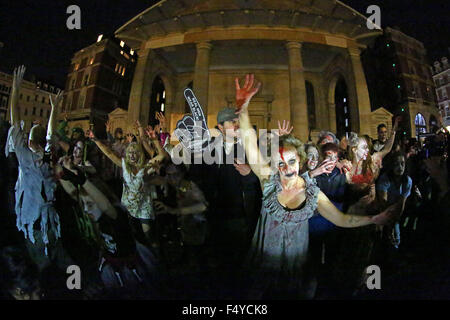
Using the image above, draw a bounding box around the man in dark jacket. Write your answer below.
[201,107,262,269]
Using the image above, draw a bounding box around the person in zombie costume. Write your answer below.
[5,65,73,271]
[235,74,397,299]
[331,117,400,296]
[88,125,167,248]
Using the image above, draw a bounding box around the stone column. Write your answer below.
[128,48,155,127]
[348,46,372,135]
[286,41,309,142]
[193,42,212,114]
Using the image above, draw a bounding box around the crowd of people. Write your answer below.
[0,69,449,300]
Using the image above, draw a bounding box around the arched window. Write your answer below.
[149,76,166,126]
[334,77,350,139]
[415,113,427,136]
[305,81,316,130]
[184,81,193,114]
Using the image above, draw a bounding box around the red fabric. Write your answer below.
[351,171,374,185]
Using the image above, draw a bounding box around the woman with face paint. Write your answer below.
[235,74,397,299]
[87,126,168,248]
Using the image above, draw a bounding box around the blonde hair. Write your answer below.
[277,134,307,168]
[124,142,146,172]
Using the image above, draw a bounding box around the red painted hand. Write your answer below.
[235,74,261,113]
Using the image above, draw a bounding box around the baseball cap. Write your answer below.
[217,107,238,124]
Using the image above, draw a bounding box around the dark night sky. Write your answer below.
[0,0,448,88]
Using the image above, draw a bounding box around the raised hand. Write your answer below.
[105,120,111,133]
[49,90,64,110]
[338,159,352,174]
[275,120,293,136]
[235,74,261,113]
[155,112,167,131]
[12,65,26,91]
[145,125,158,140]
[393,116,401,132]
[309,158,334,178]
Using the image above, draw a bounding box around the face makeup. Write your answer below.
[355,138,369,161]
[306,146,319,170]
[324,150,338,171]
[276,147,299,179]
[321,135,334,145]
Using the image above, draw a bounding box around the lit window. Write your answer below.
[89,57,94,65]
[120,50,124,55]
[162,90,166,99]
[343,98,346,103]
[161,103,165,112]
[415,113,427,136]
[130,50,134,55]
[121,67,126,76]
[115,63,119,72]
[74,63,80,71]
[120,41,125,47]
[97,34,103,42]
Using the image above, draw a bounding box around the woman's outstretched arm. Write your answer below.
[87,130,122,167]
[317,190,395,228]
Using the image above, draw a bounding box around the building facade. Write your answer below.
[0,70,60,132]
[363,27,441,138]
[432,56,450,123]
[61,35,136,136]
[113,0,389,142]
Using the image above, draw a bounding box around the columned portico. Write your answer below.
[116,0,382,139]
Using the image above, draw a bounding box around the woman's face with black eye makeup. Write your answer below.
[275,146,300,179]
[306,146,319,170]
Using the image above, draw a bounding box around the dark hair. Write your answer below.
[385,151,410,192]
[377,124,387,132]
[321,142,339,155]
[0,246,39,296]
